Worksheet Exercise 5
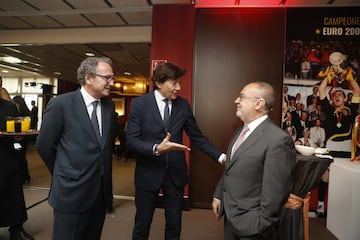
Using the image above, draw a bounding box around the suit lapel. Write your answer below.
[100,98,115,149]
[227,119,269,169]
[73,90,100,145]
[100,99,109,148]
[149,92,168,131]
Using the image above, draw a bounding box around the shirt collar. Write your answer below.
[247,115,268,132]
[80,87,98,107]
[154,89,171,104]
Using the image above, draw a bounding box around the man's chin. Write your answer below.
[103,89,111,96]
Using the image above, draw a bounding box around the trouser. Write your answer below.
[52,184,106,240]
[132,171,184,240]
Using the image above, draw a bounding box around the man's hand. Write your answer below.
[212,198,222,221]
[156,132,191,154]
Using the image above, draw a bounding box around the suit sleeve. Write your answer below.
[126,97,157,156]
[36,98,64,174]
[182,101,222,161]
[259,132,296,235]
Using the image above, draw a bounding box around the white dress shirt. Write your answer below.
[81,87,102,136]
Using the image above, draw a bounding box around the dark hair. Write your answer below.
[12,95,31,116]
[152,62,186,90]
[77,57,113,86]
[334,89,346,98]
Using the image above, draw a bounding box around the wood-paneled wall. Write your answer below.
[190,8,286,208]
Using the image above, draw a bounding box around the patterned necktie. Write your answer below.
[163,99,170,129]
[91,101,101,141]
[231,125,249,158]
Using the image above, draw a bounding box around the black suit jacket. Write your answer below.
[126,91,222,191]
[36,89,116,213]
[0,99,27,227]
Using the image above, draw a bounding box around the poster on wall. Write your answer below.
[283,7,360,160]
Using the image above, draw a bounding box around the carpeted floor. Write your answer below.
[0,144,338,240]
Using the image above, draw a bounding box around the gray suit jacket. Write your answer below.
[214,118,296,236]
[36,89,116,213]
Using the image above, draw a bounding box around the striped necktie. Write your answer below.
[231,125,249,158]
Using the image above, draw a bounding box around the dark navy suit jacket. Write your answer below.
[126,91,222,191]
[36,89,116,213]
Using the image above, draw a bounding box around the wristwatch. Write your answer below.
[153,144,160,156]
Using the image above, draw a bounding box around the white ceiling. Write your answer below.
[0,0,359,83]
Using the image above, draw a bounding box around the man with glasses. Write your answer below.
[36,57,117,240]
[212,81,296,240]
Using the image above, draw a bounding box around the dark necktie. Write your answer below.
[163,99,170,129]
[231,125,249,158]
[91,101,101,141]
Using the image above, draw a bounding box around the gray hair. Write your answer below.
[77,57,113,86]
[253,81,275,112]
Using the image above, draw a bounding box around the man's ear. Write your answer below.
[85,74,93,85]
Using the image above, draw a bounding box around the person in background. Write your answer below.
[212,81,296,240]
[0,76,12,100]
[282,111,297,130]
[295,129,314,147]
[315,103,327,126]
[283,85,294,105]
[306,86,319,107]
[309,119,326,148]
[296,111,310,139]
[307,119,327,217]
[30,100,38,130]
[126,62,226,240]
[36,57,117,240]
[346,92,353,107]
[319,77,360,157]
[307,96,318,118]
[295,93,304,108]
[318,75,360,216]
[12,95,32,185]
[291,102,303,122]
[0,98,34,240]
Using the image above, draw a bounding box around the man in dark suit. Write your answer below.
[306,86,320,107]
[30,100,38,130]
[126,62,226,240]
[212,81,296,240]
[0,98,34,240]
[36,57,116,240]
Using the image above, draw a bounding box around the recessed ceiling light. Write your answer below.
[85,52,95,57]
[124,71,131,76]
[54,71,61,75]
[2,70,9,73]
[0,56,22,64]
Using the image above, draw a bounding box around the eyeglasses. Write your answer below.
[238,94,260,101]
[94,73,115,82]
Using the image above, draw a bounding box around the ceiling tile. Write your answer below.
[65,0,110,8]
[109,0,151,7]
[18,15,64,28]
[25,0,73,11]
[50,14,94,27]
[0,16,33,29]
[120,12,152,25]
[0,0,37,11]
[84,13,126,26]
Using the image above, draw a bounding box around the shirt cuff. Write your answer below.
[217,153,226,164]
